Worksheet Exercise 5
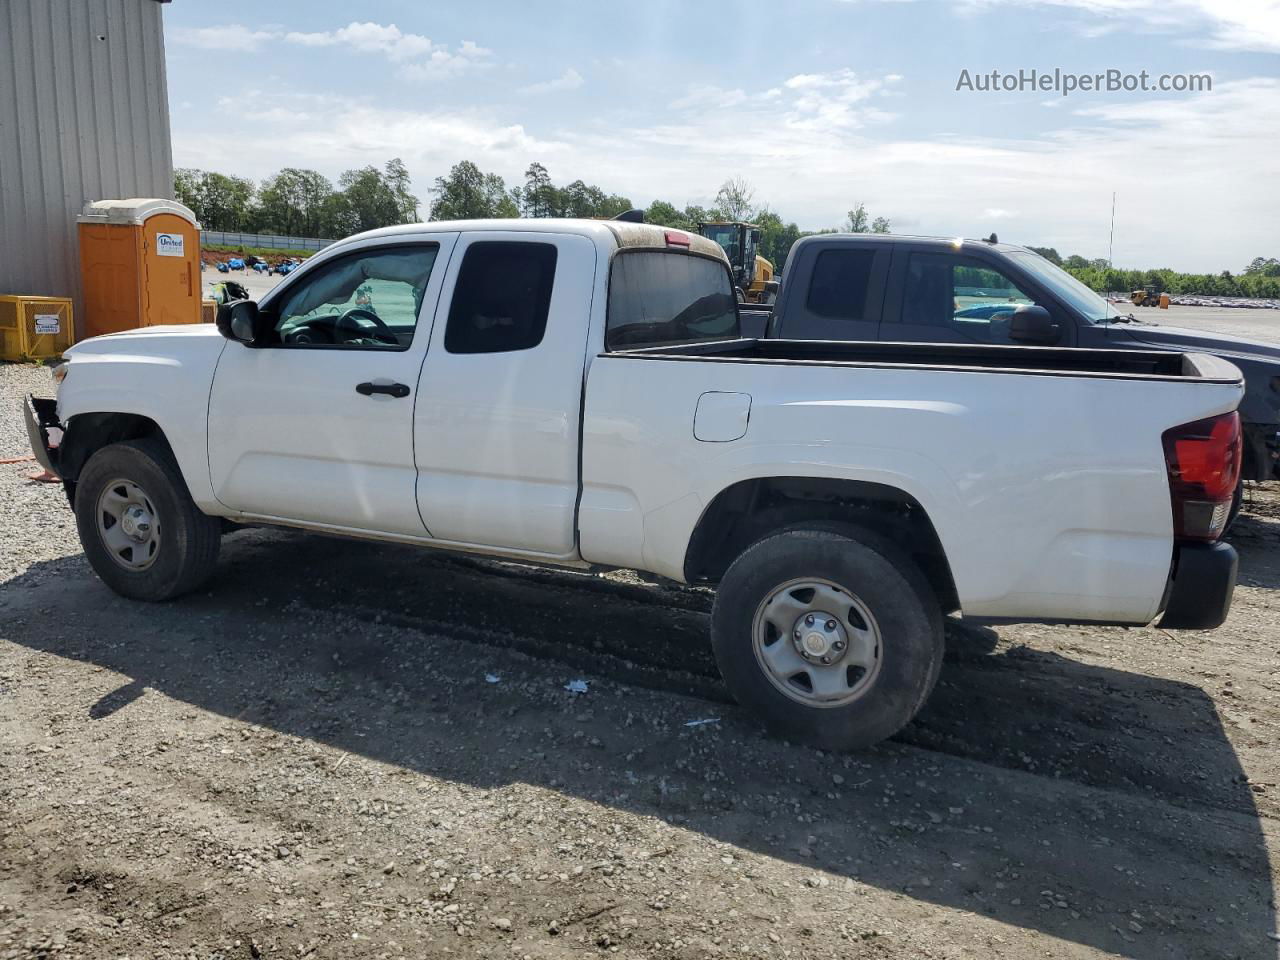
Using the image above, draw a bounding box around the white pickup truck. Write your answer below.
[25,218,1245,750]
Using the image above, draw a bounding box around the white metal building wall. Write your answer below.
[0,0,173,330]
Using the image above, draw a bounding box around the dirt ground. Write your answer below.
[1,364,1278,960]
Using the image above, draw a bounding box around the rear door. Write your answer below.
[772,242,889,341]
[881,247,1077,346]
[413,232,596,558]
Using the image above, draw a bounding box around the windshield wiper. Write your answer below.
[1099,313,1140,324]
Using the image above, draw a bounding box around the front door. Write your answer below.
[208,236,457,536]
[882,250,1075,346]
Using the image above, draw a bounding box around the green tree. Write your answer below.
[383,157,419,222]
[645,200,688,229]
[1027,246,1063,265]
[173,168,255,231]
[429,161,517,220]
[255,168,335,237]
[1244,257,1280,277]
[336,160,420,233]
[871,216,891,234]
[714,177,755,222]
[845,203,870,233]
[520,162,555,218]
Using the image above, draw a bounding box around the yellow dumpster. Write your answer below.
[0,294,75,362]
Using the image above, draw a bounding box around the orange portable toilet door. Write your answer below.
[141,212,200,326]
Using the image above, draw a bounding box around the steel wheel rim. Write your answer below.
[751,577,882,708]
[96,478,161,571]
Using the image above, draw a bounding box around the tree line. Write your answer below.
[1029,248,1280,300]
[175,160,419,239]
[173,159,891,272]
[176,157,1275,298]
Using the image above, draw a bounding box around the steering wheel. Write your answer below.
[335,307,399,346]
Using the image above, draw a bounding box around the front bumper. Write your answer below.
[1157,540,1237,629]
[23,393,61,477]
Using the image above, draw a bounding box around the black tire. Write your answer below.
[74,437,222,601]
[711,527,943,751]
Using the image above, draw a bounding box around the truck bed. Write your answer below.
[609,337,1241,382]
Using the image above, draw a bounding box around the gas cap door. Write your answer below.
[694,391,752,442]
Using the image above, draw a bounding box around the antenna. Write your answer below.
[1108,192,1116,266]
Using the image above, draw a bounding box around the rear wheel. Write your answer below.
[711,527,943,751]
[75,438,222,601]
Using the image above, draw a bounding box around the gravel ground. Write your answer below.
[1,360,1278,960]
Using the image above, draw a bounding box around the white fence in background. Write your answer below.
[201,231,333,252]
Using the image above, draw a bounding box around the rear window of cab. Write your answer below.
[606,251,739,350]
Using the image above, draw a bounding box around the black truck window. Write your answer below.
[806,248,877,321]
[901,253,1035,343]
[445,242,558,354]
[607,252,738,350]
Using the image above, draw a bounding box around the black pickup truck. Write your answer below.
[743,234,1280,483]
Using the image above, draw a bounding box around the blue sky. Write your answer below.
[163,0,1279,271]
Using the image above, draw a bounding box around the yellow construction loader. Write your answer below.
[699,221,775,302]
[1130,285,1169,308]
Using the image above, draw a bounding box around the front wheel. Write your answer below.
[74,438,222,601]
[711,527,943,751]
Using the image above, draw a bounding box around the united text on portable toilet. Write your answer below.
[77,199,202,338]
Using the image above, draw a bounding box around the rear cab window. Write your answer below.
[774,241,888,340]
[606,251,739,350]
[806,248,877,320]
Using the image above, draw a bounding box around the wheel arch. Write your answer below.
[684,476,960,613]
[58,412,172,493]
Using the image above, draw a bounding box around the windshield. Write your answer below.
[702,224,742,263]
[1010,251,1121,323]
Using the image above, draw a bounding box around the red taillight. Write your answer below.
[1162,411,1241,541]
[664,229,691,247]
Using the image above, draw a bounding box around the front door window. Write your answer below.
[902,253,1036,344]
[271,245,438,349]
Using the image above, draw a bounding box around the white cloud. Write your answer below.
[669,86,750,110]
[171,51,1276,271]
[284,22,434,61]
[779,69,901,133]
[541,75,1277,270]
[183,93,565,189]
[519,68,585,96]
[170,24,278,51]
[173,21,491,77]
[398,42,494,81]
[844,0,1280,53]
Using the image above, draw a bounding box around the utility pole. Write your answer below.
[1108,192,1116,266]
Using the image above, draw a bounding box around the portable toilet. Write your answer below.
[77,199,202,338]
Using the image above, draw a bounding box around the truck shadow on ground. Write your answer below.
[4,526,1275,959]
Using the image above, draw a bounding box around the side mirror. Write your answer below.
[216,299,260,345]
[1009,304,1061,345]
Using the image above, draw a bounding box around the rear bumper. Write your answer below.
[23,393,61,476]
[1157,540,1237,629]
